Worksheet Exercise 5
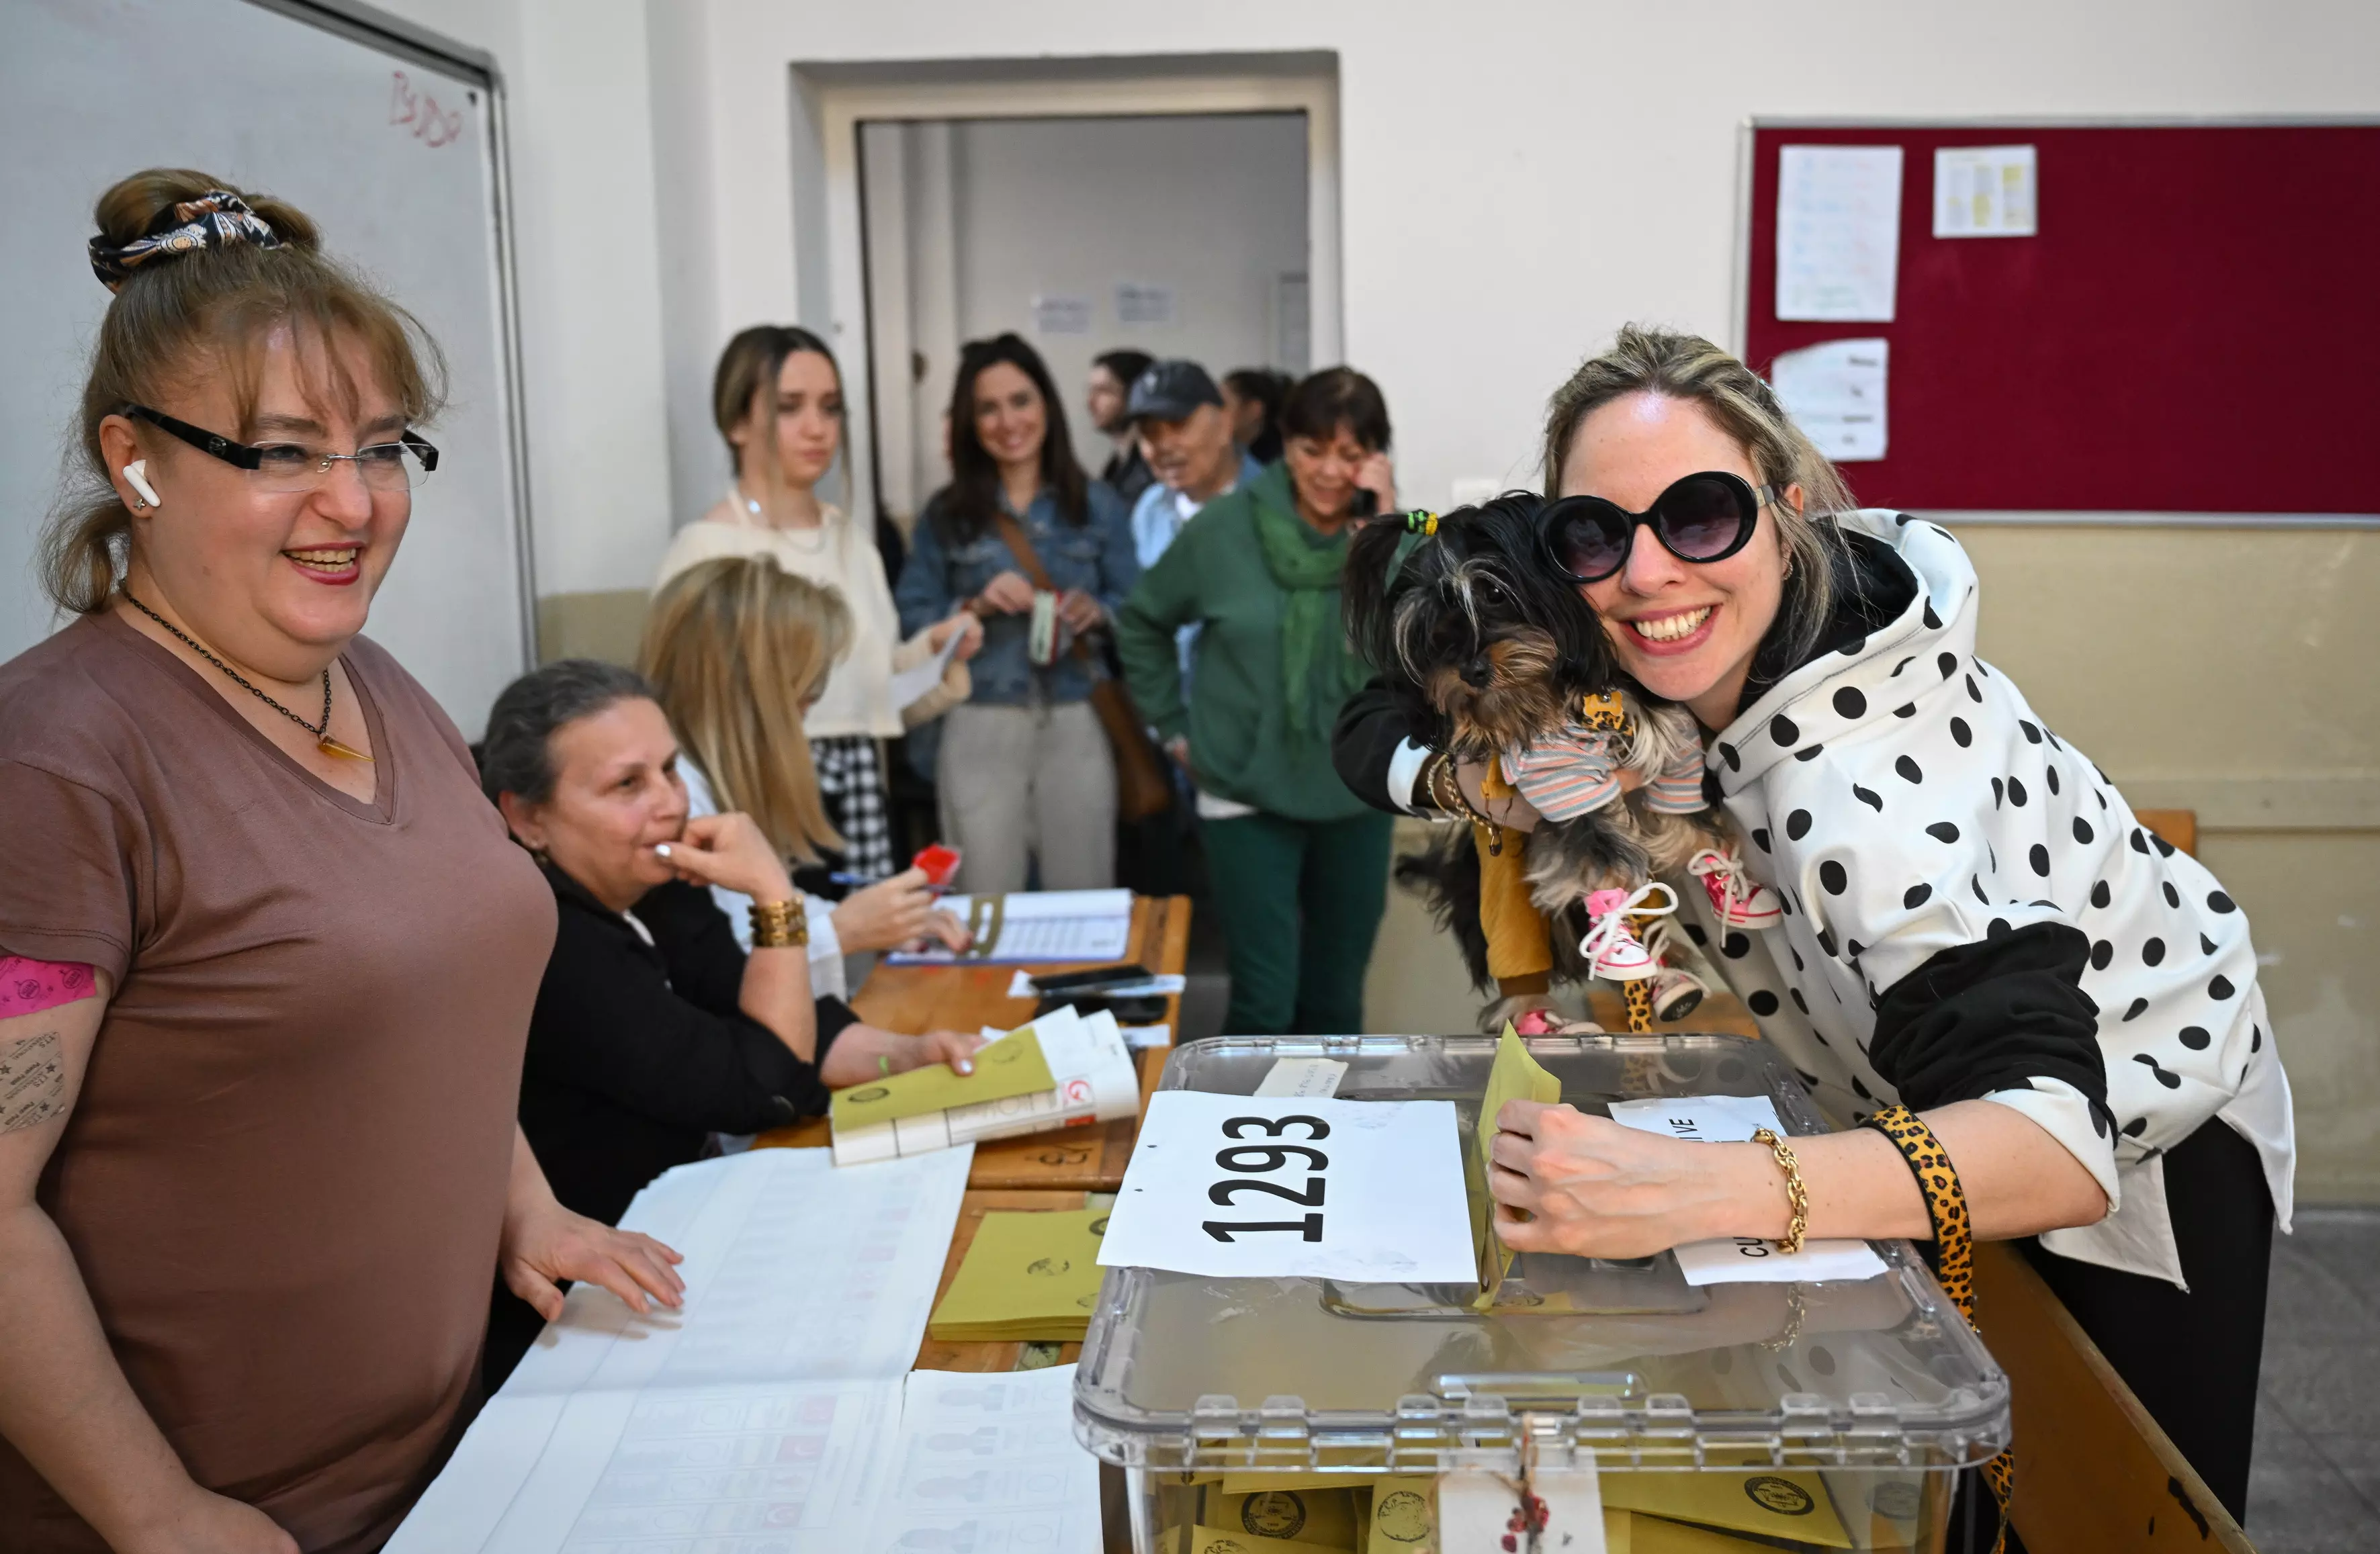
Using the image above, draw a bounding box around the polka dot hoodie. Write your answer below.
[1675,510,2295,1289]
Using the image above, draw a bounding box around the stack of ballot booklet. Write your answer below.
[830,1003,1141,1166]
[928,1206,1110,1344]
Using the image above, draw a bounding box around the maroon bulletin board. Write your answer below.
[1742,124,2380,514]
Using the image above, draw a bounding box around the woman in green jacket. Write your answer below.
[1117,368,1397,1034]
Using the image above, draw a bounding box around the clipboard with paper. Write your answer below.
[883,887,1135,964]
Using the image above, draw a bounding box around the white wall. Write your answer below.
[373,0,675,603]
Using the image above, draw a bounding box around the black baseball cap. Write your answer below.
[1127,360,1224,422]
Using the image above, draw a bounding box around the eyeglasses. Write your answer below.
[1538,471,1775,584]
[126,404,439,492]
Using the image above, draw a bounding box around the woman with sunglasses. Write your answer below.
[1332,326,2291,1519]
[0,171,680,1553]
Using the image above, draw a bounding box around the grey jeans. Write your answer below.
[936,700,1116,894]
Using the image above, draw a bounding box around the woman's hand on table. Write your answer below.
[820,1025,990,1089]
[656,811,795,908]
[1485,1100,1777,1260]
[500,1194,686,1322]
[930,608,985,661]
[831,868,971,954]
[119,1490,300,1554]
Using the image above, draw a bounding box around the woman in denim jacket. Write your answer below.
[896,334,1139,893]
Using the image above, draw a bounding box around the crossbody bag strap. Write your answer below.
[991,510,1097,663]
[1864,1104,2012,1552]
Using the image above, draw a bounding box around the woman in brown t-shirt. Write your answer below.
[0,172,686,1554]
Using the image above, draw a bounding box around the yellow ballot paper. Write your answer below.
[828,1025,1055,1131]
[1188,1525,1351,1554]
[1472,1024,1562,1304]
[926,1208,1110,1342]
[1210,1488,1362,1549]
[1603,1470,1851,1548]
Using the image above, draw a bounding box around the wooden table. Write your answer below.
[751,894,1192,1190]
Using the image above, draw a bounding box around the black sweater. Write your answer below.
[518,864,857,1227]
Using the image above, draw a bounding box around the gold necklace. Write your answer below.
[120,588,371,761]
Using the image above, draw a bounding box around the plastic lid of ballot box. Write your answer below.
[1073,1033,2011,1553]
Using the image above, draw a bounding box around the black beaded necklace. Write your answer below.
[120,588,371,761]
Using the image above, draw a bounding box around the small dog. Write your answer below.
[1343,494,1724,1017]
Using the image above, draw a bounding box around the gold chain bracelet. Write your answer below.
[1426,750,1505,854]
[748,898,809,949]
[1750,1126,1809,1255]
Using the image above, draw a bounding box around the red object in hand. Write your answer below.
[1513,1008,1561,1036]
[913,845,961,887]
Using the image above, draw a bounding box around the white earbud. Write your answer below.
[124,460,161,509]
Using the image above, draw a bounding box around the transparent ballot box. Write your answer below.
[1072,1034,2011,1553]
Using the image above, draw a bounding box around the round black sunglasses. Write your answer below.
[1538,471,1776,584]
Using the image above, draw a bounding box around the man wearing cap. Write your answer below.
[1127,359,1264,574]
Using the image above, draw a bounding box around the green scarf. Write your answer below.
[1248,462,1362,741]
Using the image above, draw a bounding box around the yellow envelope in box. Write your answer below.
[828,1025,1055,1131]
[927,1207,1109,1342]
[1603,1470,1851,1547]
[1616,1509,1791,1552]
[1364,1476,1436,1553]
[1209,1488,1362,1549]
[1472,1025,1562,1304]
[1188,1524,1351,1554]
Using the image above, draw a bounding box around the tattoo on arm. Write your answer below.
[0,1032,66,1134]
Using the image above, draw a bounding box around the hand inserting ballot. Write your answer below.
[1485,1099,1772,1261]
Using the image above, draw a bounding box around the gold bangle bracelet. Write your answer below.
[1750,1126,1810,1255]
[748,898,809,949]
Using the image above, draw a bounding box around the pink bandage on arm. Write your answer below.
[0,957,99,1018]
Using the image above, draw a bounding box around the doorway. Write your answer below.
[856,111,1313,531]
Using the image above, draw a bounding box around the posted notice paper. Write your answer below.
[1605,1095,1889,1286]
[1770,338,1890,462]
[1775,144,1904,322]
[1098,1092,1476,1282]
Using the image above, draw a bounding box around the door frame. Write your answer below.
[810,61,1342,531]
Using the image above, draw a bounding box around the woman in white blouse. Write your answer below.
[640,555,970,995]
[657,326,979,879]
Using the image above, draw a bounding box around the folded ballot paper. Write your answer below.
[832,1005,1141,1167]
[927,1207,1110,1342]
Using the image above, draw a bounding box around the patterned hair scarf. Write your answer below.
[1248,463,1364,742]
[89,191,283,292]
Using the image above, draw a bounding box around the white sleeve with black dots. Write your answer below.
[1683,510,2294,1288]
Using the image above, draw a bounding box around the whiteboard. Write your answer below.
[0,0,533,730]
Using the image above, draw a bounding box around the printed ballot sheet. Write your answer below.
[867,1366,1102,1553]
[388,1146,973,1553]
[1775,144,1904,322]
[887,888,1135,964]
[1605,1095,1890,1287]
[1098,1092,1477,1282]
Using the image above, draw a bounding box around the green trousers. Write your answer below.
[1202,808,1394,1036]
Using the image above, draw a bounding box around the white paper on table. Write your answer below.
[888,889,1135,964]
[387,1146,972,1553]
[1120,1023,1172,1051]
[1098,1092,1476,1282]
[1775,144,1904,322]
[833,1007,1141,1166]
[888,626,967,711]
[1934,144,2038,237]
[867,1365,1103,1553]
[1605,1095,1890,1286]
[1771,338,1890,461]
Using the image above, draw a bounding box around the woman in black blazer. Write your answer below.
[476,658,982,1387]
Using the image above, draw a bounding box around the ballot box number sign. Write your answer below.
[1202,1114,1329,1242]
[1098,1092,1477,1281]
